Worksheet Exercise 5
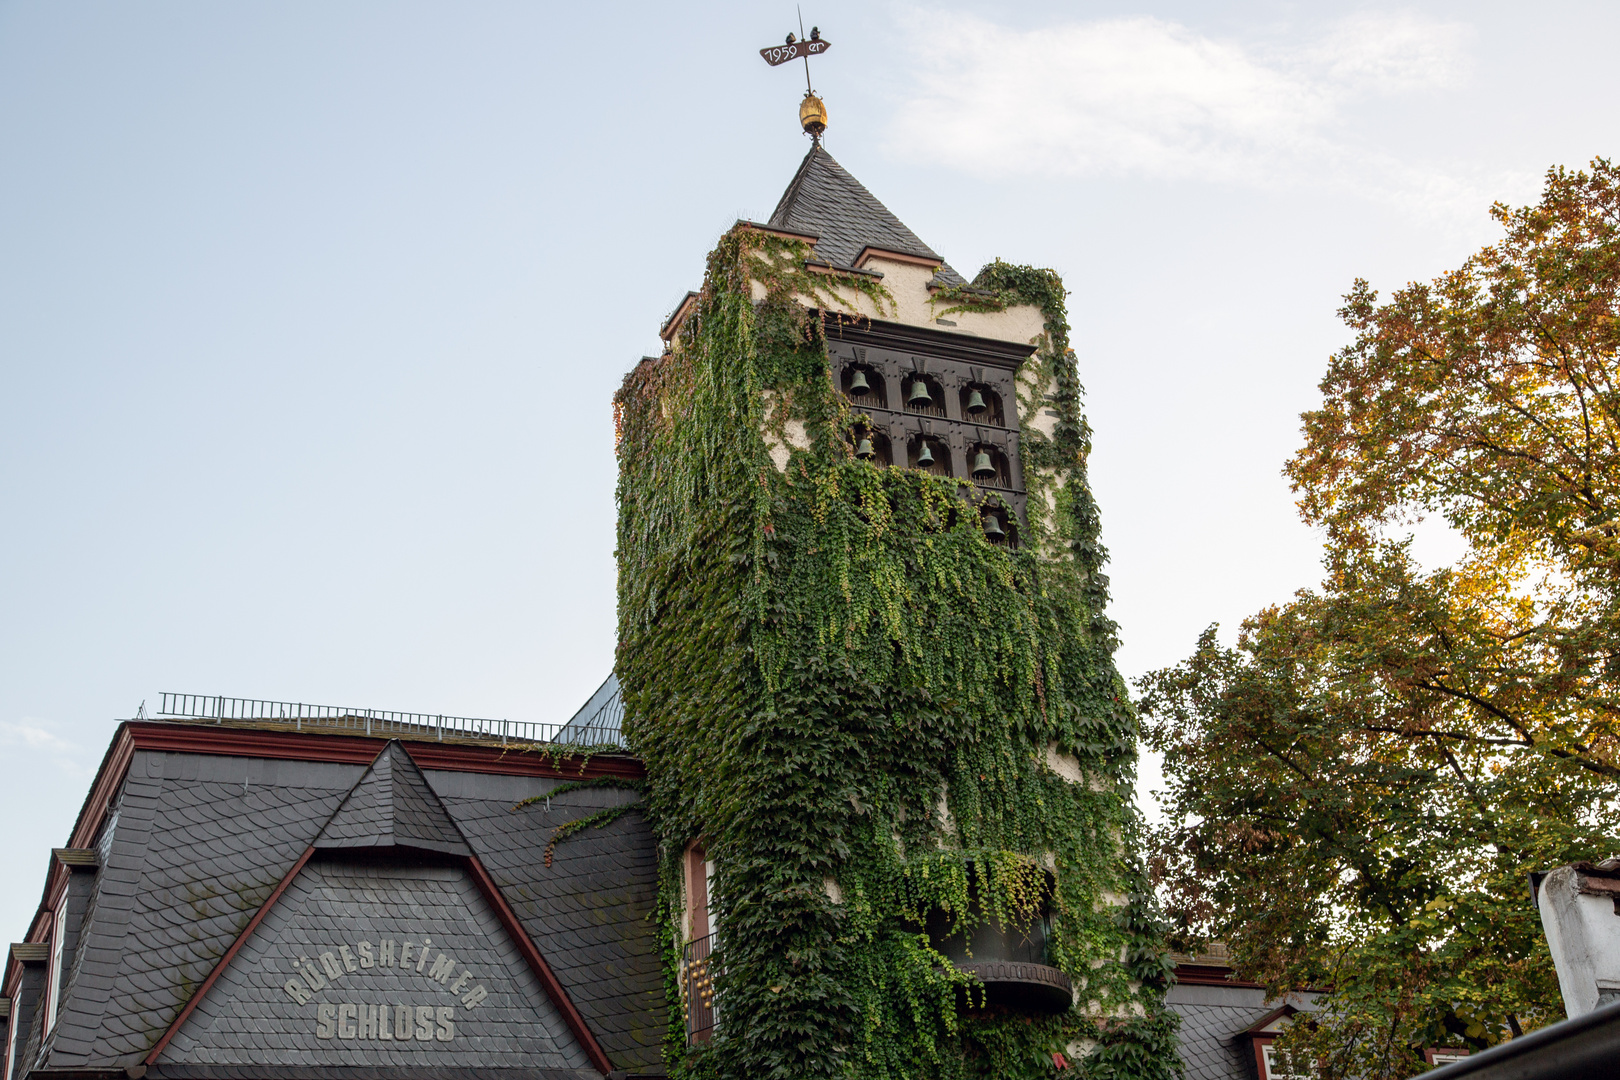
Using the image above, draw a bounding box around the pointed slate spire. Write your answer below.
[315,740,471,855]
[767,145,966,286]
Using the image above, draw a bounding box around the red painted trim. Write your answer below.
[853,246,942,270]
[123,722,644,779]
[463,854,614,1075]
[1250,1035,1273,1079]
[69,726,135,849]
[129,723,383,764]
[144,845,316,1065]
[1172,963,1264,989]
[6,728,136,999]
[404,741,644,779]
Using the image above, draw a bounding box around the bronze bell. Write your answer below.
[855,435,876,459]
[983,512,1006,540]
[972,450,996,479]
[907,378,933,407]
[966,387,988,414]
[916,441,935,467]
[849,369,871,395]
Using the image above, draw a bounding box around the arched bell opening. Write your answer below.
[902,373,946,417]
[959,384,1004,426]
[908,435,951,477]
[841,364,887,409]
[980,505,1017,548]
[851,426,892,467]
[923,868,1071,1014]
[968,444,1011,489]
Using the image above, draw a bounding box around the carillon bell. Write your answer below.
[855,435,876,459]
[972,450,996,479]
[849,369,871,395]
[907,379,933,407]
[916,441,935,467]
[982,513,1006,540]
[966,387,988,414]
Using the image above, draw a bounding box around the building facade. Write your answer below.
[5,143,1321,1080]
[2,713,664,1080]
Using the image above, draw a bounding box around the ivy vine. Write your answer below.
[614,229,1179,1079]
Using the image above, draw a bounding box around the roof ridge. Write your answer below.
[763,145,965,286]
[767,144,823,229]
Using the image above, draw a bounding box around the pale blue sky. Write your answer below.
[3,0,1615,939]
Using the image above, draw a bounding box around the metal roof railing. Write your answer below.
[154,691,624,748]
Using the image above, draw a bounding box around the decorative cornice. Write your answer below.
[821,312,1037,369]
[853,246,942,271]
[52,849,99,870]
[659,291,701,343]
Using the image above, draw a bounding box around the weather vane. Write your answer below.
[759,11,830,140]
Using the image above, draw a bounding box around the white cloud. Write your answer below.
[888,10,1490,215]
[0,718,94,778]
[1301,11,1470,93]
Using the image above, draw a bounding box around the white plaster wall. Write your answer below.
[759,390,810,473]
[1538,865,1620,1017]
[807,257,1046,349]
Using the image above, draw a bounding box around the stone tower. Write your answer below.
[614,144,1177,1079]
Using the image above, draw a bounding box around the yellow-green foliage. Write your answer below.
[615,226,1180,1080]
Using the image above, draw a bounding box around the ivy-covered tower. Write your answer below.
[614,138,1176,1079]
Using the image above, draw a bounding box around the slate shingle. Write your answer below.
[767,145,967,286]
[427,771,665,1072]
[161,861,590,1073]
[1166,983,1323,1080]
[317,743,471,856]
[42,753,359,1068]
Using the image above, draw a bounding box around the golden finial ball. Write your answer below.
[800,93,828,137]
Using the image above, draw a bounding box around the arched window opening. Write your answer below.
[968,444,1011,488]
[852,427,892,467]
[908,435,951,477]
[902,373,946,417]
[960,383,1004,426]
[840,364,886,409]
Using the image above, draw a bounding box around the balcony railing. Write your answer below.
[153,691,624,748]
[680,933,719,1044]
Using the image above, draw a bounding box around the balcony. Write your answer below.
[681,933,718,1044]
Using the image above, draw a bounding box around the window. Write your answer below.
[1261,1043,1310,1080]
[44,892,67,1033]
[3,996,15,1080]
[682,843,719,1043]
[1425,1048,1470,1066]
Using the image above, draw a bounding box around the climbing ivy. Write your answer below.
[614,227,1179,1080]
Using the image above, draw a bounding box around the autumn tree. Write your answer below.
[1141,160,1620,1079]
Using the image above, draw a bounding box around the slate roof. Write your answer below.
[43,753,360,1069]
[429,770,662,1072]
[766,145,967,286]
[315,742,472,856]
[25,737,664,1078]
[553,674,624,746]
[161,861,591,1073]
[1165,983,1322,1080]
